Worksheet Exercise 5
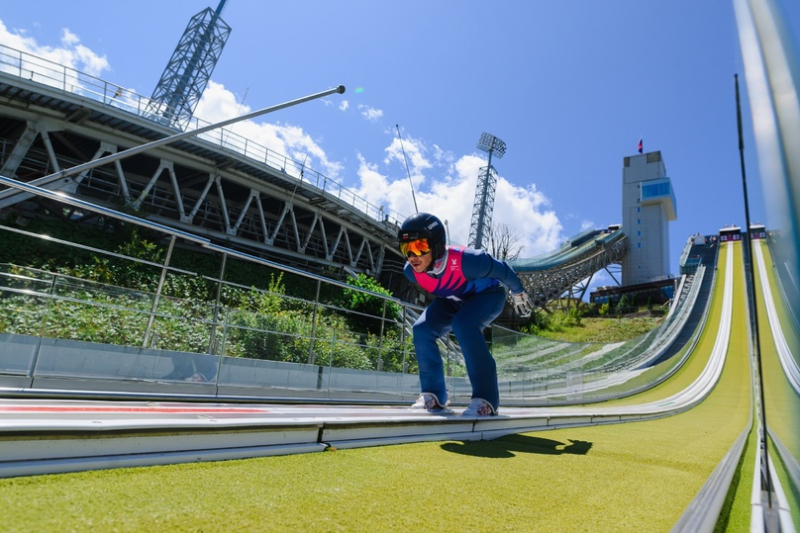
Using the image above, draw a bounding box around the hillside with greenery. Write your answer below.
[524,306,663,344]
[0,215,661,368]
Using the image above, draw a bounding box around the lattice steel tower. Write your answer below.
[147,0,232,129]
[468,132,506,249]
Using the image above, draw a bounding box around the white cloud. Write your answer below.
[0,21,109,78]
[384,134,434,179]
[194,81,344,179]
[358,104,383,121]
[61,28,79,46]
[353,141,564,259]
[339,100,349,111]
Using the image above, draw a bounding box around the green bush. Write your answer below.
[343,274,401,320]
[227,309,311,363]
[0,294,50,335]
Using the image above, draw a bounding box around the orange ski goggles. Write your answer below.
[400,238,431,257]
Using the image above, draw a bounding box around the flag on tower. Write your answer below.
[638,138,643,154]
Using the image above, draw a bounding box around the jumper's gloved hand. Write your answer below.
[511,291,533,317]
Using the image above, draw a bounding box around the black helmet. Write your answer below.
[398,212,447,260]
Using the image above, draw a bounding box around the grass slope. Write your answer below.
[537,315,663,344]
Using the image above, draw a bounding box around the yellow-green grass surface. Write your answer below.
[0,243,752,532]
[606,242,740,408]
[714,423,757,533]
[754,241,800,524]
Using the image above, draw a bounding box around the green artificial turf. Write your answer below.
[0,242,756,532]
[606,239,736,408]
[712,421,756,533]
[754,242,800,526]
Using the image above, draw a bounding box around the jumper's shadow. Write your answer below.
[441,434,593,459]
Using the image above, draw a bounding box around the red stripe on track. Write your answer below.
[0,406,269,414]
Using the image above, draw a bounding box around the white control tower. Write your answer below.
[621,150,677,286]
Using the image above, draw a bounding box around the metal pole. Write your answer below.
[208,252,227,355]
[377,299,387,372]
[29,274,58,388]
[142,235,177,348]
[735,73,772,505]
[396,125,418,213]
[328,329,336,395]
[307,279,321,365]
[401,304,409,377]
[214,308,230,397]
[0,85,346,202]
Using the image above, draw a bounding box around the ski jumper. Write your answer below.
[404,246,526,411]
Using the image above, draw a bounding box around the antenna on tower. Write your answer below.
[147,0,232,129]
[468,132,506,250]
[396,124,418,213]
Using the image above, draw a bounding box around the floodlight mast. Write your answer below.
[147,0,232,129]
[468,132,506,249]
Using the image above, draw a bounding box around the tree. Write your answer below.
[487,223,524,260]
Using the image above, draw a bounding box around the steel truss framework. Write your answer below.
[147,3,231,129]
[518,236,628,311]
[468,164,497,250]
[0,77,403,278]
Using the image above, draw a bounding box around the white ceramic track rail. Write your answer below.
[754,242,800,394]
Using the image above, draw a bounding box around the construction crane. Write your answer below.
[147,0,232,129]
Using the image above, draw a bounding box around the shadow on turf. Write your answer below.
[440,434,593,459]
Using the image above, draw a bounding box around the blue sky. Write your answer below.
[1,1,798,287]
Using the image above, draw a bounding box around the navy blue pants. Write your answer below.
[412,286,506,411]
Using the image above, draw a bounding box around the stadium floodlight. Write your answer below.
[469,133,507,249]
[477,132,507,159]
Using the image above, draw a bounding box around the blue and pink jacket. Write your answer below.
[403,246,525,301]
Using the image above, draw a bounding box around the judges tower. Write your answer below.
[621,150,677,286]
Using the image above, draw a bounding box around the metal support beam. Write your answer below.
[230,189,258,236]
[134,160,173,210]
[184,173,216,223]
[0,121,38,177]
